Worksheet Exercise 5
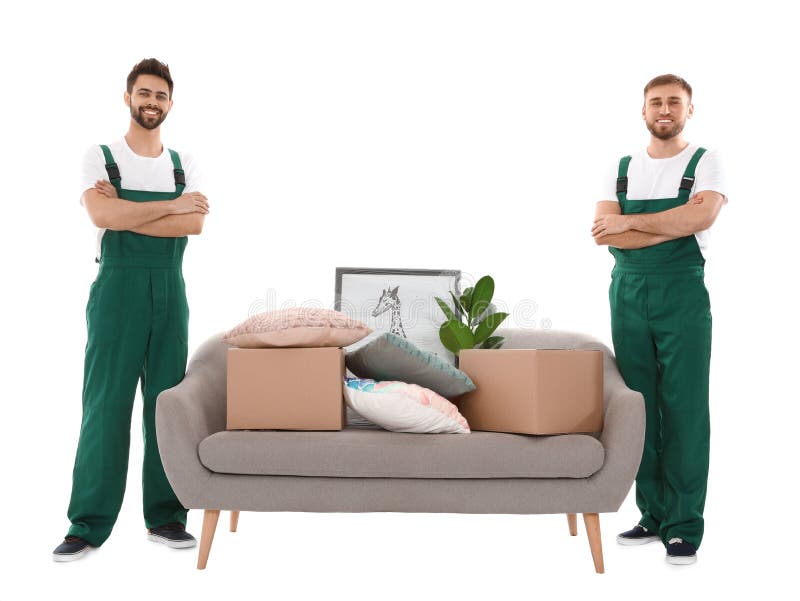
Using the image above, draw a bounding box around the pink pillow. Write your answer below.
[224,308,372,348]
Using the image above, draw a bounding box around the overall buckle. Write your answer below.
[105,163,121,181]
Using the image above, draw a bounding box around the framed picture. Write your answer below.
[334,267,462,364]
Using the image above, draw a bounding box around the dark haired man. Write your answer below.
[592,74,726,565]
[53,58,208,561]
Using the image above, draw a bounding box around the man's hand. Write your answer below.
[592,213,631,238]
[94,180,118,198]
[170,192,210,215]
[592,200,677,249]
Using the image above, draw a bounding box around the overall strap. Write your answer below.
[168,149,186,195]
[677,147,707,202]
[615,155,632,203]
[100,145,122,191]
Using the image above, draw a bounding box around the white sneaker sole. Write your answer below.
[666,554,697,565]
[147,533,197,549]
[616,534,661,546]
[53,547,89,562]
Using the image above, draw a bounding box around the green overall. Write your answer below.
[67,145,189,546]
[609,148,712,550]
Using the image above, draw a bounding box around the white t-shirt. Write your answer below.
[601,144,727,259]
[80,137,202,261]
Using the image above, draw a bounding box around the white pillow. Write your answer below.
[343,378,470,434]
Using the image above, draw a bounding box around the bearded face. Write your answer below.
[126,74,172,131]
[642,84,692,141]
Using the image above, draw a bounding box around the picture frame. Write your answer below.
[334,267,462,364]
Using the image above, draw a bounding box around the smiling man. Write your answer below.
[54,59,209,562]
[592,74,726,566]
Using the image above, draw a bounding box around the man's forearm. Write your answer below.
[596,229,675,249]
[626,205,705,238]
[129,213,203,237]
[99,197,175,231]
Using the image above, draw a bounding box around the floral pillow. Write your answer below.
[343,378,470,434]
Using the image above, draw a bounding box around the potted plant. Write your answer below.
[435,275,509,360]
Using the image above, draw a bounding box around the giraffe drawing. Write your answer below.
[372,285,407,338]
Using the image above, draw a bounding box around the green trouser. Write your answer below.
[608,148,712,550]
[67,146,189,547]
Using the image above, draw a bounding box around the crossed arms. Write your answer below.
[81,180,209,237]
[592,191,725,249]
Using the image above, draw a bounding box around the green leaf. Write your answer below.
[480,335,505,349]
[439,323,461,355]
[439,320,475,355]
[473,311,509,345]
[449,291,466,322]
[459,287,474,314]
[469,276,495,324]
[435,296,455,322]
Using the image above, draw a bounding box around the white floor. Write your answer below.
[11,481,790,601]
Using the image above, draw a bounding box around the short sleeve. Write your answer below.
[600,160,620,204]
[180,151,203,193]
[80,145,107,205]
[694,148,728,202]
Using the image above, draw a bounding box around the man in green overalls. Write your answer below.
[592,74,727,565]
[53,59,209,562]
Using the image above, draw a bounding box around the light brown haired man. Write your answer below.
[593,74,726,565]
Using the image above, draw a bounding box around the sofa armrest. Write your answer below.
[156,332,230,508]
[592,363,645,507]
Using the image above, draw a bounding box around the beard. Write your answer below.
[647,118,685,141]
[131,105,167,130]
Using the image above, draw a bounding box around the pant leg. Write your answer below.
[67,267,149,546]
[610,271,664,535]
[140,267,189,529]
[649,271,712,549]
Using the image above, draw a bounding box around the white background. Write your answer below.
[1,0,797,598]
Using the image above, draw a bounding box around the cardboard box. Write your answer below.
[227,347,345,430]
[456,349,603,435]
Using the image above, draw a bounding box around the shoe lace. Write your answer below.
[668,537,684,545]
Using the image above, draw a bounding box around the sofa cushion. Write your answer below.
[198,427,604,479]
[345,332,475,398]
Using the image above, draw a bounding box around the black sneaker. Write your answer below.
[616,525,660,546]
[147,522,197,549]
[53,536,90,562]
[666,538,697,565]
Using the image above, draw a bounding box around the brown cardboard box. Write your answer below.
[227,347,345,430]
[456,349,603,435]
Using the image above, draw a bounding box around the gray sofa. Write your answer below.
[156,328,644,573]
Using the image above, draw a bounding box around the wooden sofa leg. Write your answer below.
[567,513,578,536]
[197,509,220,570]
[582,513,605,574]
[230,511,240,532]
